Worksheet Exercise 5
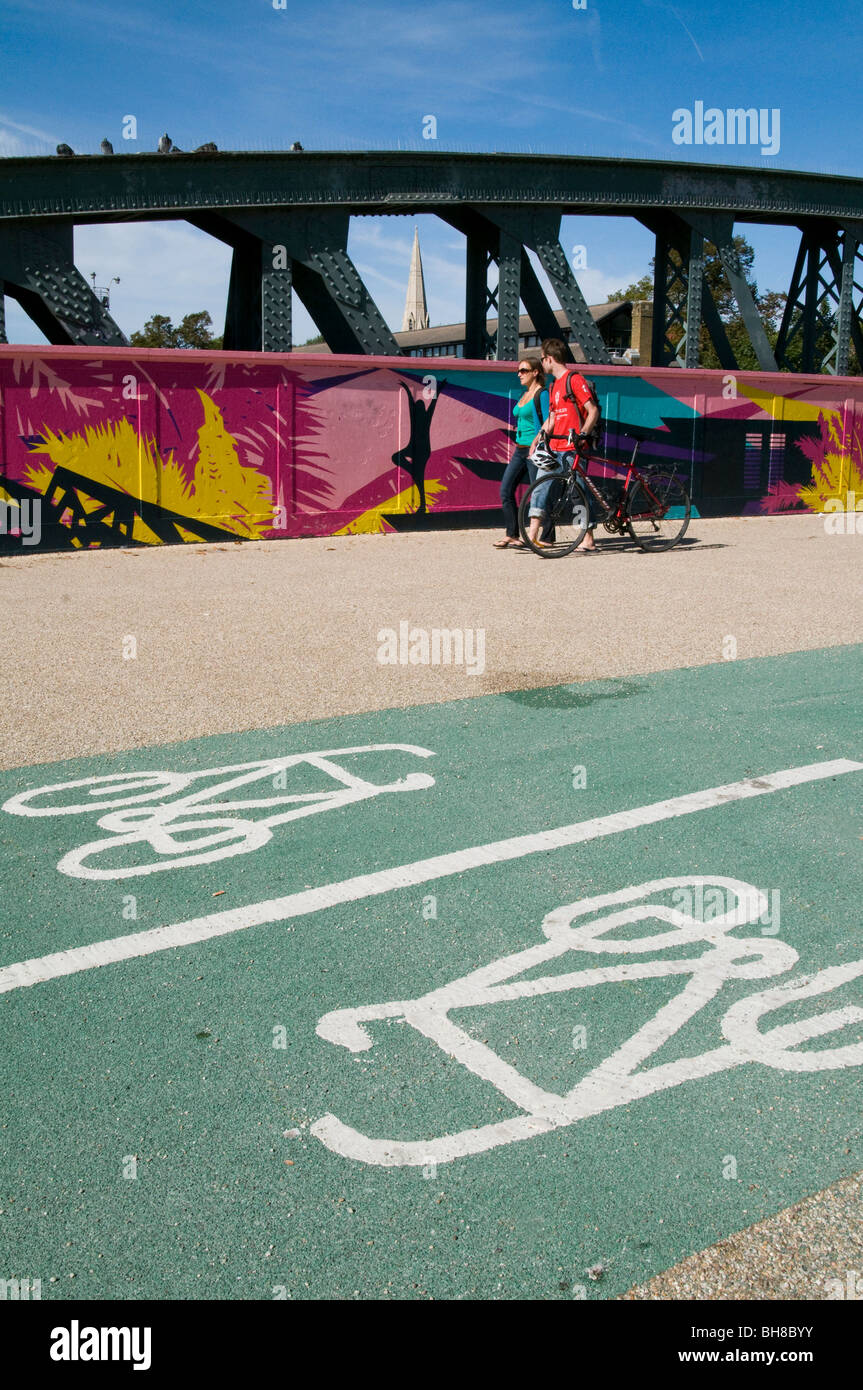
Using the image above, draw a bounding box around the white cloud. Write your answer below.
[0,131,30,158]
[3,222,231,345]
[0,109,57,154]
[574,267,648,303]
[73,223,232,336]
[0,127,45,157]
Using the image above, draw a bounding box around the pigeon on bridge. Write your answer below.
[100,139,114,155]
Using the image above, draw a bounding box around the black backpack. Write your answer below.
[563,370,602,446]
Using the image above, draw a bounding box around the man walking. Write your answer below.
[529,338,601,553]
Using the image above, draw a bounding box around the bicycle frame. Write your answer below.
[567,437,672,525]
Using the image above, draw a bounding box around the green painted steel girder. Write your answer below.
[195,209,399,355]
[684,227,705,369]
[3,150,863,368]
[2,151,863,225]
[643,213,694,368]
[642,209,781,371]
[775,222,863,375]
[0,220,126,346]
[444,207,609,363]
[691,214,777,372]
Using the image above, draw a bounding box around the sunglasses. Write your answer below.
[517,368,532,375]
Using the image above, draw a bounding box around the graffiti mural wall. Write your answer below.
[1,346,862,551]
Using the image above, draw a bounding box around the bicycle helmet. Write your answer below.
[529,438,563,471]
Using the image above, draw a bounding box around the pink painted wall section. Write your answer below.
[1,345,862,551]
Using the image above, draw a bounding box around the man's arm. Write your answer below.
[569,399,599,454]
[580,402,599,437]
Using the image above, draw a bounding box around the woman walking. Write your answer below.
[494,358,549,548]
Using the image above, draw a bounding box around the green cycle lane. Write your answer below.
[0,644,861,1300]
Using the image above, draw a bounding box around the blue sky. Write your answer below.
[2,0,860,345]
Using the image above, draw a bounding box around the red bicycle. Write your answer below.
[518,434,692,557]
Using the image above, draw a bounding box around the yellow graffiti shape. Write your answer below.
[191,389,273,534]
[334,478,447,535]
[24,392,273,541]
[797,414,863,512]
[736,382,841,425]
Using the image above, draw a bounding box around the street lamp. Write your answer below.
[89,272,120,310]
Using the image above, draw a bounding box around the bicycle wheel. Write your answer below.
[518,473,589,557]
[625,471,691,552]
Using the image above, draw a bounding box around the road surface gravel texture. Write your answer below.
[0,515,861,771]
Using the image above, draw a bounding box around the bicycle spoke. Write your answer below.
[518,473,589,557]
[626,472,691,552]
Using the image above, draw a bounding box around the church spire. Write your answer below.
[401,226,429,332]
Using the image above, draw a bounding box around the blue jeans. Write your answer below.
[529,450,596,528]
[500,444,538,538]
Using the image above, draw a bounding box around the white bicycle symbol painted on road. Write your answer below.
[1,744,435,879]
[2,751,861,1167]
[311,875,863,1167]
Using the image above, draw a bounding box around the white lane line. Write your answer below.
[0,759,860,996]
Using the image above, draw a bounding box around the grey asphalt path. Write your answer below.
[1,512,861,1301]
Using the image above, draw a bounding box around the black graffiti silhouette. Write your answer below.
[0,467,244,551]
[391,381,446,515]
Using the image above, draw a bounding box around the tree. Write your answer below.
[758,289,787,337]
[130,310,223,349]
[690,238,779,370]
[762,290,859,374]
[606,275,653,302]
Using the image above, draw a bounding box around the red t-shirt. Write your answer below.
[548,371,593,452]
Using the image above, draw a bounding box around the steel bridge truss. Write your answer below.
[774,223,863,374]
[0,221,126,347]
[2,152,863,371]
[646,214,863,376]
[644,211,777,371]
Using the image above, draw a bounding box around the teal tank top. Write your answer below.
[513,389,549,445]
